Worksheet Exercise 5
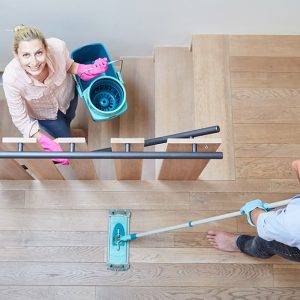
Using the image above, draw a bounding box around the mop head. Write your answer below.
[107,209,130,271]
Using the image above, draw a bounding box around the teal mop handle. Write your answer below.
[120,198,292,242]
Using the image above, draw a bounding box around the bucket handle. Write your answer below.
[108,59,123,74]
[109,59,124,83]
[73,75,84,98]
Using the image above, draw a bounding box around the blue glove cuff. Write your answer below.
[240,199,269,227]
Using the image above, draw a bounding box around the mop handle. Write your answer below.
[123,198,292,241]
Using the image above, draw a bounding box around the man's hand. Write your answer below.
[240,199,269,226]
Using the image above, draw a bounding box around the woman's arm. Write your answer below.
[67,61,79,75]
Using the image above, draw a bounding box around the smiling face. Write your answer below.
[16,39,47,78]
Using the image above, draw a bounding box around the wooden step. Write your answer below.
[0,144,32,179]
[2,137,64,180]
[111,138,144,180]
[192,35,235,180]
[158,138,221,180]
[119,57,155,179]
[56,137,98,180]
[154,47,195,177]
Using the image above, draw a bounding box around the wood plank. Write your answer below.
[25,190,190,210]
[154,47,195,177]
[233,106,300,124]
[2,138,65,180]
[230,56,300,72]
[0,102,20,138]
[0,286,95,300]
[0,209,237,232]
[174,232,212,248]
[2,137,37,143]
[235,144,300,158]
[158,138,221,180]
[0,230,173,248]
[96,287,300,300]
[119,58,155,139]
[232,88,300,107]
[0,139,33,180]
[0,209,107,231]
[88,117,119,179]
[271,179,300,193]
[18,143,65,180]
[0,246,105,262]
[274,264,300,287]
[229,35,300,57]
[119,57,155,179]
[234,124,300,144]
[111,138,144,180]
[0,262,273,287]
[192,35,235,180]
[154,47,194,135]
[57,138,98,180]
[0,179,273,193]
[0,157,32,180]
[236,158,295,179]
[129,247,286,264]
[0,230,106,247]
[190,192,294,211]
[231,72,300,88]
[7,246,287,265]
[0,191,25,208]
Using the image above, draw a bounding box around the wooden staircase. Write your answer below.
[0,40,228,181]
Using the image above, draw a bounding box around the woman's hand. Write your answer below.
[76,57,108,81]
[37,134,69,165]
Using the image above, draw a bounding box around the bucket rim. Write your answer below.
[84,76,127,116]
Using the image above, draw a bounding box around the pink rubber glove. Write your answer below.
[38,134,69,165]
[77,57,108,81]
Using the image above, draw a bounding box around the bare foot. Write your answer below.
[207,230,240,252]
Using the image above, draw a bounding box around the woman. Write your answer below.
[3,25,108,164]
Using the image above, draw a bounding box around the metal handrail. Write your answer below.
[0,126,222,160]
[0,151,223,160]
[94,126,220,152]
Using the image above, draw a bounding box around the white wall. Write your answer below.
[1,0,300,70]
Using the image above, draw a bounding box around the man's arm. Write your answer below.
[250,208,265,225]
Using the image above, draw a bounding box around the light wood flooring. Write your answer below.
[0,34,300,299]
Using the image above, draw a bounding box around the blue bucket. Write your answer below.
[70,43,127,122]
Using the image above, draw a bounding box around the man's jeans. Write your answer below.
[237,235,300,262]
[38,89,78,138]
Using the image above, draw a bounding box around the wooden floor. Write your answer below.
[0,181,299,299]
[0,34,300,299]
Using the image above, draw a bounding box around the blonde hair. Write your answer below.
[13,24,47,53]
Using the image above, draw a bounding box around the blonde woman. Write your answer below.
[3,25,107,164]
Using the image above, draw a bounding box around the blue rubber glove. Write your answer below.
[240,199,269,227]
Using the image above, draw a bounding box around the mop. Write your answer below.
[107,197,292,270]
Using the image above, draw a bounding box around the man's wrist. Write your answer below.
[250,208,266,225]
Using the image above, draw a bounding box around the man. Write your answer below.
[206,160,300,262]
